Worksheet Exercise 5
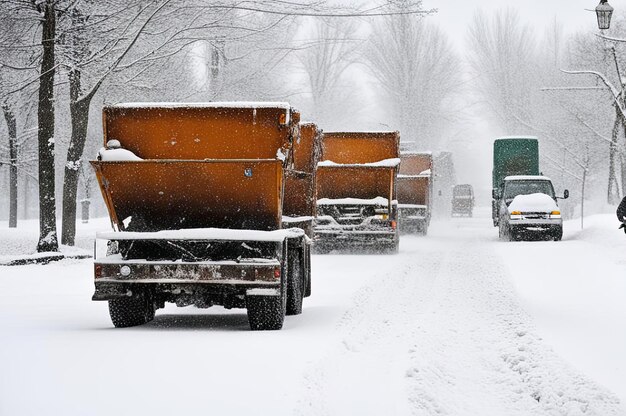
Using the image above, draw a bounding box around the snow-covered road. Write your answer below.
[1,211,625,415]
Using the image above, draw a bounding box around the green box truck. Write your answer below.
[492,137,539,226]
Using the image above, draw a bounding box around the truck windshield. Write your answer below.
[503,180,555,200]
[453,185,472,197]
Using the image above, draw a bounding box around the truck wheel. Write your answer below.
[304,245,312,298]
[286,248,303,316]
[553,227,563,241]
[108,290,155,328]
[247,292,285,330]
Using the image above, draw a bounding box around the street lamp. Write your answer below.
[596,0,614,30]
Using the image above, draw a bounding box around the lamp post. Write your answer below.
[596,0,614,30]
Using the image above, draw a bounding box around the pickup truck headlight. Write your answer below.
[549,210,561,219]
[509,210,522,220]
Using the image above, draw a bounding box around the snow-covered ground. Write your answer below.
[1,209,625,415]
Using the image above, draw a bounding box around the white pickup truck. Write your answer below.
[496,175,569,241]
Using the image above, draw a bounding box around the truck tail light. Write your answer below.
[391,220,397,230]
[95,264,102,278]
[274,268,281,279]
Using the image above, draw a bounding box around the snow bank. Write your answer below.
[317,158,401,168]
[96,227,305,242]
[508,193,558,213]
[97,147,142,162]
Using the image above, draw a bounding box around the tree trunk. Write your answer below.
[36,0,58,252]
[608,109,621,205]
[2,104,18,228]
[61,69,92,246]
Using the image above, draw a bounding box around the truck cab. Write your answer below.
[496,175,568,241]
[451,184,474,217]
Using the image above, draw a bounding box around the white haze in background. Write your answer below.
[426,0,599,198]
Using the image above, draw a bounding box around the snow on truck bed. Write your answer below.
[317,158,401,168]
[97,147,143,161]
[317,197,397,206]
[505,175,552,181]
[109,101,291,110]
[96,227,304,242]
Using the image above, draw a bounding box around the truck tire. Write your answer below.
[286,248,303,316]
[247,292,286,330]
[552,227,563,241]
[304,244,312,298]
[108,290,155,328]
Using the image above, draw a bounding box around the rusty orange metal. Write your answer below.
[317,166,396,201]
[399,152,432,175]
[316,131,399,206]
[321,131,399,164]
[397,176,429,206]
[102,104,300,161]
[284,122,323,217]
[292,122,322,172]
[397,153,433,206]
[93,103,305,233]
[91,159,283,231]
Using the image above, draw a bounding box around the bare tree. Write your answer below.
[466,8,537,132]
[364,0,459,149]
[296,18,360,127]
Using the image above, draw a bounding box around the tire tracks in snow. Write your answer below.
[296,222,624,415]
[403,230,624,416]
[296,244,444,415]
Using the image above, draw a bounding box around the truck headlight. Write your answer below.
[550,210,561,219]
[509,211,522,220]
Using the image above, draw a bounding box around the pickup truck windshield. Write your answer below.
[503,180,555,200]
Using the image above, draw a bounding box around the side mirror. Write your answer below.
[563,189,569,199]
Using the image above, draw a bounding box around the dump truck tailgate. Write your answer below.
[91,159,283,231]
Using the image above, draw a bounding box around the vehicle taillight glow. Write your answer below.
[391,220,397,230]
[95,264,102,278]
[274,268,281,279]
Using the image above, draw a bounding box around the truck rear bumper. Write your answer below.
[312,229,398,251]
[93,259,282,301]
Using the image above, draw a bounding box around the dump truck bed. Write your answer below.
[397,152,433,234]
[92,159,283,232]
[283,122,322,218]
[313,132,400,252]
[103,102,299,161]
[321,131,399,163]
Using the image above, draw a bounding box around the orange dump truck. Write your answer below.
[314,131,400,252]
[397,152,433,234]
[283,122,323,235]
[91,102,311,330]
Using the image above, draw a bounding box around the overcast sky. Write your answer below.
[415,1,603,193]
[424,0,599,51]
